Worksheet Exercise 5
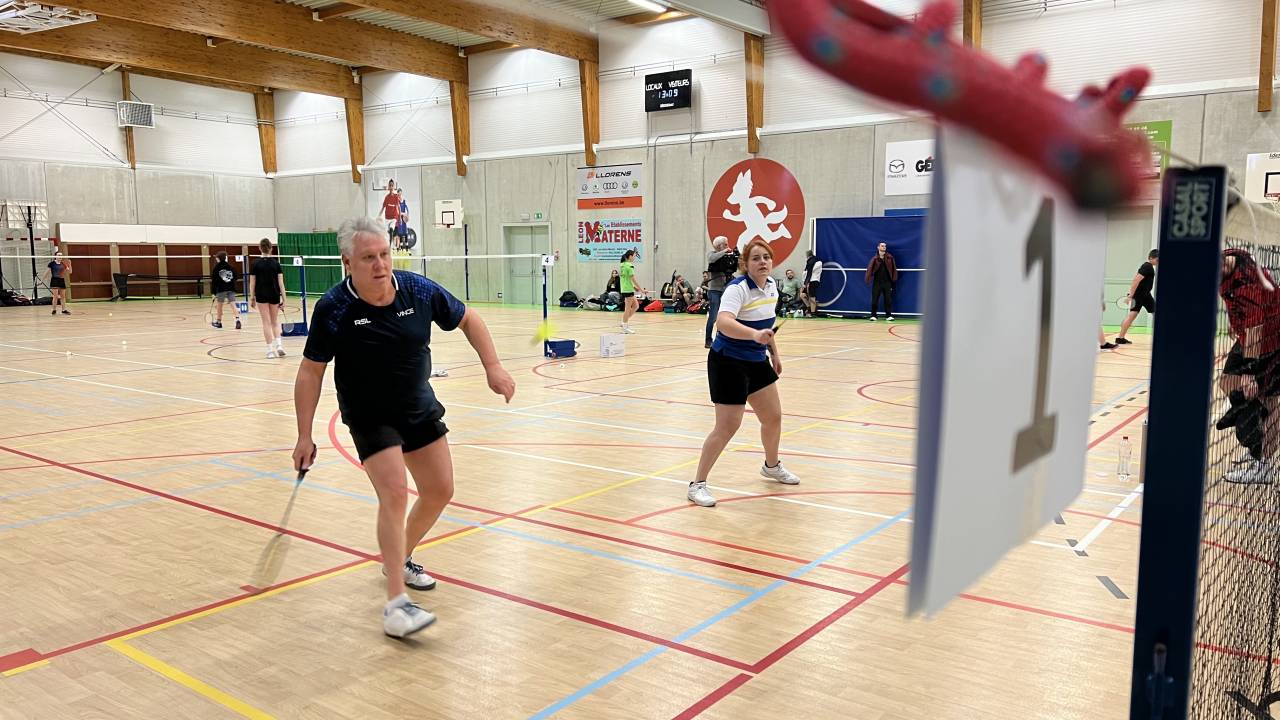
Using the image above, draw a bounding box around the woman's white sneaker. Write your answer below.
[761,461,800,485]
[687,481,716,507]
[383,594,435,638]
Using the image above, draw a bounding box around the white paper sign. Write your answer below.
[885,139,936,196]
[577,164,643,210]
[1244,152,1280,203]
[234,255,244,262]
[909,126,1107,617]
[292,256,303,266]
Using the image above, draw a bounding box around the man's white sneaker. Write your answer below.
[761,461,800,485]
[1225,459,1274,485]
[383,594,436,638]
[687,481,716,507]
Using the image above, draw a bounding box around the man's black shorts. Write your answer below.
[1130,291,1155,314]
[348,416,449,462]
[707,349,778,405]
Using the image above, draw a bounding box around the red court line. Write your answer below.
[0,446,316,473]
[0,444,375,561]
[535,386,917,430]
[887,325,918,342]
[671,673,753,720]
[433,570,754,672]
[555,507,1138,635]
[446,499,864,598]
[0,398,292,441]
[327,411,364,470]
[855,378,917,409]
[625,489,914,524]
[674,564,912,718]
[1086,406,1148,449]
[0,505,532,673]
[450,441,916,468]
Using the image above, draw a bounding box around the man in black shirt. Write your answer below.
[292,216,515,639]
[1115,249,1158,345]
[209,251,241,330]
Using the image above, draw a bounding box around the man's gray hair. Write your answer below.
[712,236,728,249]
[337,217,387,257]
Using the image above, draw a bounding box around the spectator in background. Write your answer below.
[210,251,242,330]
[605,268,621,296]
[671,273,694,307]
[695,271,710,303]
[381,180,400,243]
[802,249,823,317]
[705,237,734,348]
[865,241,898,322]
[780,268,802,299]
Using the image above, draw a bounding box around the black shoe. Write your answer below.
[704,342,712,349]
[212,321,223,329]
[61,310,70,315]
[1100,342,1116,350]
[1114,337,1132,345]
[51,309,56,315]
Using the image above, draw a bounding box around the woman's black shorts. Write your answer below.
[707,349,778,405]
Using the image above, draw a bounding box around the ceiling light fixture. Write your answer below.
[626,0,667,13]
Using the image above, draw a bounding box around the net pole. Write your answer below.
[26,205,38,301]
[300,264,309,328]
[1129,166,1228,719]
[463,224,471,302]
[541,260,549,358]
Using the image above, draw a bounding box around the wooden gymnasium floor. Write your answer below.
[0,299,1152,719]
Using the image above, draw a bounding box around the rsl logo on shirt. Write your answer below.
[353,318,372,326]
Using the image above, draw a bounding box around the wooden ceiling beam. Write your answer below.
[1261,0,1278,112]
[55,0,466,81]
[963,0,983,48]
[344,92,365,184]
[0,16,361,97]
[450,80,470,177]
[254,92,277,175]
[579,58,599,166]
[0,48,265,94]
[313,3,363,21]
[744,33,763,154]
[466,41,519,55]
[121,70,137,170]
[613,10,690,26]
[341,0,599,62]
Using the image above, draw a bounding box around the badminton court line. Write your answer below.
[106,639,271,720]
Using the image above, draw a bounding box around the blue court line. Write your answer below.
[0,456,342,531]
[442,515,758,593]
[0,474,261,531]
[1091,382,1148,416]
[0,480,96,502]
[210,459,760,593]
[528,508,911,720]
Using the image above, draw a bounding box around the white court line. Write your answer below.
[465,444,1086,555]
[520,374,704,411]
[462,443,906,522]
[0,364,299,419]
[0,327,203,344]
[1072,483,1144,554]
[0,340,295,386]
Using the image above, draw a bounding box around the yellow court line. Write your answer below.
[105,640,273,719]
[1,410,878,678]
[1,660,49,677]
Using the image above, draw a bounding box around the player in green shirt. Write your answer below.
[618,250,646,334]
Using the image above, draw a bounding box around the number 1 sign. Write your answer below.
[909,126,1110,617]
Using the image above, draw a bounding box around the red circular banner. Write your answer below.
[706,158,806,264]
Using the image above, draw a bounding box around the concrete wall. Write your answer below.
[268,87,1280,305]
[1,160,274,235]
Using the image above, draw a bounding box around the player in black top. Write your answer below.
[250,238,286,357]
[1115,249,1158,345]
[209,251,241,330]
[292,216,515,639]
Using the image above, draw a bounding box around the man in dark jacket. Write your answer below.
[210,251,242,330]
[865,242,898,321]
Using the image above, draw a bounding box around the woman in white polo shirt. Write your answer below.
[688,237,799,508]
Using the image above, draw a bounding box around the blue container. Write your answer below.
[545,338,578,359]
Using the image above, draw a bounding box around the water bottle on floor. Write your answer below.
[1117,435,1132,482]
